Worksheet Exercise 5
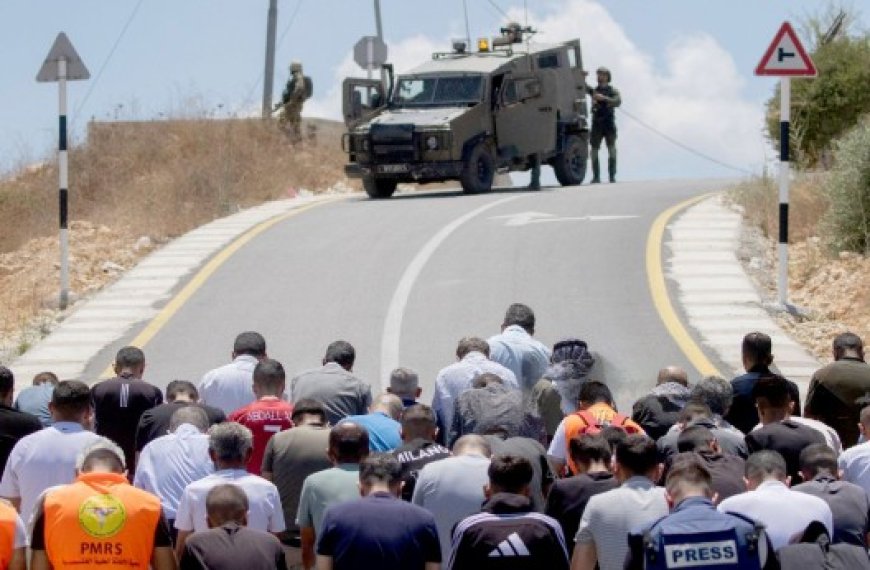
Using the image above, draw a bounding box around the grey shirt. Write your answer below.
[290,363,372,426]
[793,474,870,546]
[296,464,361,535]
[411,453,491,560]
[262,424,332,538]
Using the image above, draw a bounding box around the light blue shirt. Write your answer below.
[339,412,402,452]
[14,384,54,427]
[198,355,259,415]
[839,441,870,497]
[488,325,551,393]
[432,351,519,432]
[133,423,214,519]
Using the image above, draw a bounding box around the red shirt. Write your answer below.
[228,397,294,475]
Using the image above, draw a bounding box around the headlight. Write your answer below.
[426,135,439,150]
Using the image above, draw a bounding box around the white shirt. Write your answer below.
[718,480,834,550]
[133,423,214,520]
[432,351,519,431]
[198,355,259,415]
[174,468,285,533]
[487,325,551,393]
[839,441,870,496]
[0,422,102,525]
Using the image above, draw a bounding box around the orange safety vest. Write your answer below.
[0,501,18,569]
[43,472,161,569]
[563,402,645,474]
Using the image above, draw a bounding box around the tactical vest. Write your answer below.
[643,509,764,570]
[591,85,617,126]
[0,502,18,569]
[43,472,161,569]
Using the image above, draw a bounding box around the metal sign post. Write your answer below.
[755,22,817,307]
[37,33,90,310]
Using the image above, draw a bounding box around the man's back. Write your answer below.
[412,453,491,559]
[13,384,54,427]
[450,385,538,446]
[575,477,669,570]
[433,352,519,432]
[726,371,802,434]
[839,441,870,496]
[449,492,569,570]
[198,355,259,415]
[717,480,833,550]
[181,523,287,570]
[136,402,226,452]
[91,377,163,470]
[228,398,294,474]
[340,412,401,452]
[793,475,870,546]
[0,404,41,475]
[544,471,618,546]
[290,363,371,425]
[393,439,450,502]
[746,420,827,482]
[487,326,550,392]
[175,470,285,533]
[487,436,553,512]
[262,425,331,537]
[296,465,360,535]
[806,359,870,447]
[318,493,441,570]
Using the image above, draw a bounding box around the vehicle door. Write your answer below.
[342,78,386,127]
[494,70,557,159]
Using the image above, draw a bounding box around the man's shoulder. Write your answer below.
[0,406,41,429]
[841,442,870,461]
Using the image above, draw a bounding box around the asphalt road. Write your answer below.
[81,179,734,411]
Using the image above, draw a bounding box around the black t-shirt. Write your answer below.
[392,438,450,501]
[544,471,618,545]
[91,377,163,471]
[745,419,826,483]
[180,523,287,570]
[31,504,173,549]
[0,404,42,474]
[135,401,226,451]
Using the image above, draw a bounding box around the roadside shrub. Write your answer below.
[821,116,870,253]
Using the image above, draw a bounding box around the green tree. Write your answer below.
[821,115,870,253]
[764,8,870,167]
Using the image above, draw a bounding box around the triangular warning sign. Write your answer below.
[755,22,817,77]
[36,32,90,83]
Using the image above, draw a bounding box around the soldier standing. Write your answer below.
[587,66,621,183]
[277,61,311,141]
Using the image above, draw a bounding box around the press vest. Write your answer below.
[43,472,161,569]
[643,498,764,569]
[0,501,17,569]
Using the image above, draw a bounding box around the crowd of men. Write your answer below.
[0,302,869,569]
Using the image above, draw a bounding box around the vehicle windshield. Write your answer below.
[393,74,483,107]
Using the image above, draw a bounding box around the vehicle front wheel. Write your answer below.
[363,176,398,199]
[460,142,495,194]
[553,133,588,186]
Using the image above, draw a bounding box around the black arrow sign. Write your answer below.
[778,47,796,62]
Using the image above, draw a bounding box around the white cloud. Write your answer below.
[306,0,770,179]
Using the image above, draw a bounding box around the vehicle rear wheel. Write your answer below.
[553,133,588,186]
[362,176,398,199]
[460,142,495,194]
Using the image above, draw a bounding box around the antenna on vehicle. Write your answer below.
[462,0,472,51]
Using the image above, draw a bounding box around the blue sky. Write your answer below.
[1,1,865,179]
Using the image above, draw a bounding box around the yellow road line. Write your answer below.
[99,199,339,378]
[646,192,722,377]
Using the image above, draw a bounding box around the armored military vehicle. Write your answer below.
[341,25,590,198]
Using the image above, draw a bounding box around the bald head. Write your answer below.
[329,422,370,464]
[453,435,492,458]
[206,484,249,527]
[371,393,403,420]
[657,366,688,387]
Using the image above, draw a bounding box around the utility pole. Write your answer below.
[262,0,278,119]
[374,0,387,86]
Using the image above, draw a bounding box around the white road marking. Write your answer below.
[490,211,638,226]
[380,195,525,382]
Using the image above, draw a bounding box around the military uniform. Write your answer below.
[587,67,621,183]
[278,62,310,141]
[625,496,777,569]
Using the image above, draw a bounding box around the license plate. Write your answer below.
[378,164,409,174]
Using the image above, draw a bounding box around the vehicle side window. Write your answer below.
[538,53,560,69]
[567,48,578,68]
[502,80,518,105]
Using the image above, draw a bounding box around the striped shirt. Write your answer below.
[575,476,668,570]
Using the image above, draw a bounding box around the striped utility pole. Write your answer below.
[37,33,90,310]
[754,22,817,307]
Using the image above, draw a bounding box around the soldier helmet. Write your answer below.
[596,66,611,82]
[290,61,303,73]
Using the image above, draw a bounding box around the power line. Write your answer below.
[483,0,510,20]
[617,106,754,176]
[73,0,145,122]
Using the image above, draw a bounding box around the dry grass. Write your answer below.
[0,117,350,254]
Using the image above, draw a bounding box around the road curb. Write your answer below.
[666,194,820,397]
[9,194,342,394]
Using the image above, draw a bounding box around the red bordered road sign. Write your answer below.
[755,22,817,77]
